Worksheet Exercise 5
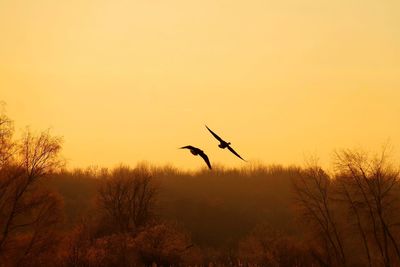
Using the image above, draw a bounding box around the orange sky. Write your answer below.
[1,0,399,170]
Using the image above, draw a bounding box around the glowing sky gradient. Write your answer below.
[1,0,399,170]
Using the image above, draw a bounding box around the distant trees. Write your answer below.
[4,104,400,266]
[98,166,158,234]
[293,149,400,267]
[0,111,63,266]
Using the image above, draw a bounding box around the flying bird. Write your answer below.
[180,145,212,169]
[205,125,246,161]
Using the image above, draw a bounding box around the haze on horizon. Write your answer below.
[1,0,399,170]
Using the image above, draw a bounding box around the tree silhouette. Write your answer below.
[98,166,157,234]
[334,148,400,267]
[293,160,347,267]
[0,112,63,266]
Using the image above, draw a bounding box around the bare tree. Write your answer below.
[0,108,14,168]
[12,190,63,267]
[335,172,373,267]
[0,116,64,265]
[293,161,347,267]
[334,148,400,267]
[98,166,158,234]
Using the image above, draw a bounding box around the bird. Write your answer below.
[180,145,212,169]
[205,125,246,161]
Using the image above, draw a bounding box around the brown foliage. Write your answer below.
[238,223,313,267]
[134,222,193,266]
[61,220,193,267]
[0,112,64,266]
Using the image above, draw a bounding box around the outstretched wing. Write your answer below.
[180,145,195,150]
[205,125,225,143]
[199,151,212,169]
[227,146,246,161]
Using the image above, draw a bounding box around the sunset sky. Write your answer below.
[1,0,399,170]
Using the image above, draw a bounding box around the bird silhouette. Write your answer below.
[205,125,246,161]
[180,145,212,169]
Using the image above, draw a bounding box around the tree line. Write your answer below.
[1,110,400,266]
